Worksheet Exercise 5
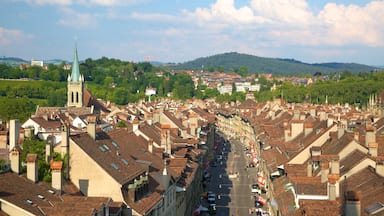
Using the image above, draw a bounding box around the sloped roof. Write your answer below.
[340,166,384,215]
[163,110,185,129]
[0,172,117,216]
[70,132,146,185]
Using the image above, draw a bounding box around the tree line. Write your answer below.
[0,57,383,122]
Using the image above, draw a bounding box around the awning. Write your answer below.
[257,175,266,186]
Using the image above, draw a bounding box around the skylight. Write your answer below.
[25,199,33,205]
[121,158,129,165]
[99,145,107,152]
[102,144,110,151]
[111,163,119,170]
[112,141,119,148]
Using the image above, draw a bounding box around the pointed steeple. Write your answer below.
[70,44,81,82]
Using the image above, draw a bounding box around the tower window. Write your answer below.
[71,92,74,103]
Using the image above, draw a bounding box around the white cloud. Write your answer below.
[0,27,33,46]
[57,8,97,28]
[184,0,384,47]
[186,0,263,26]
[250,0,315,25]
[318,1,384,46]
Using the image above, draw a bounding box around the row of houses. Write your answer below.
[0,99,216,215]
[0,46,217,216]
[215,98,384,216]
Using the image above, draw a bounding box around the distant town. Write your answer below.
[1,48,384,216]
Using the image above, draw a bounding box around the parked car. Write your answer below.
[208,193,216,203]
[251,184,260,193]
[216,155,223,161]
[210,161,217,167]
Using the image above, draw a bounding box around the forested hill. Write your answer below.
[167,52,376,75]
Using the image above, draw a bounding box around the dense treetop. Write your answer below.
[168,52,377,75]
[0,56,384,122]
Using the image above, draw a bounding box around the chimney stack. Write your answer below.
[46,135,54,163]
[50,161,63,192]
[368,142,378,157]
[365,126,376,147]
[345,191,361,216]
[61,123,69,156]
[10,147,21,174]
[327,174,339,200]
[148,138,153,154]
[321,160,330,183]
[27,154,38,183]
[330,155,340,175]
[337,123,345,139]
[376,161,384,177]
[9,119,20,151]
[132,118,139,132]
[87,116,97,140]
[161,124,170,150]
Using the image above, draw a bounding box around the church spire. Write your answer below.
[70,44,81,82]
[67,43,84,108]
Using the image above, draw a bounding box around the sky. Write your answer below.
[1,0,384,66]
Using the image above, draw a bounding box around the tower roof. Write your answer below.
[70,45,81,82]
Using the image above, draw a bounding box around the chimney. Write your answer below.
[26,154,38,183]
[161,124,170,150]
[337,123,345,139]
[327,174,339,200]
[291,120,304,140]
[61,124,69,156]
[321,160,330,183]
[330,155,340,175]
[376,161,384,177]
[50,161,63,192]
[87,116,97,140]
[304,122,313,136]
[148,138,153,154]
[354,131,359,141]
[10,147,21,174]
[166,128,171,156]
[368,142,378,157]
[365,126,376,147]
[46,136,54,163]
[189,112,198,137]
[345,191,361,216]
[318,111,327,121]
[147,118,152,126]
[132,118,139,132]
[9,119,20,151]
[284,124,291,142]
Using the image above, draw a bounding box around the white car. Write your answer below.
[251,184,260,193]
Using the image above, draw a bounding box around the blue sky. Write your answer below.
[1,0,383,66]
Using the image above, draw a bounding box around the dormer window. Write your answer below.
[312,161,320,170]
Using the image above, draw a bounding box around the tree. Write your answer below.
[237,65,248,77]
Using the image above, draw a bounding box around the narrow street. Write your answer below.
[203,131,262,216]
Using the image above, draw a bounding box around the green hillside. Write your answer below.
[168,52,376,75]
